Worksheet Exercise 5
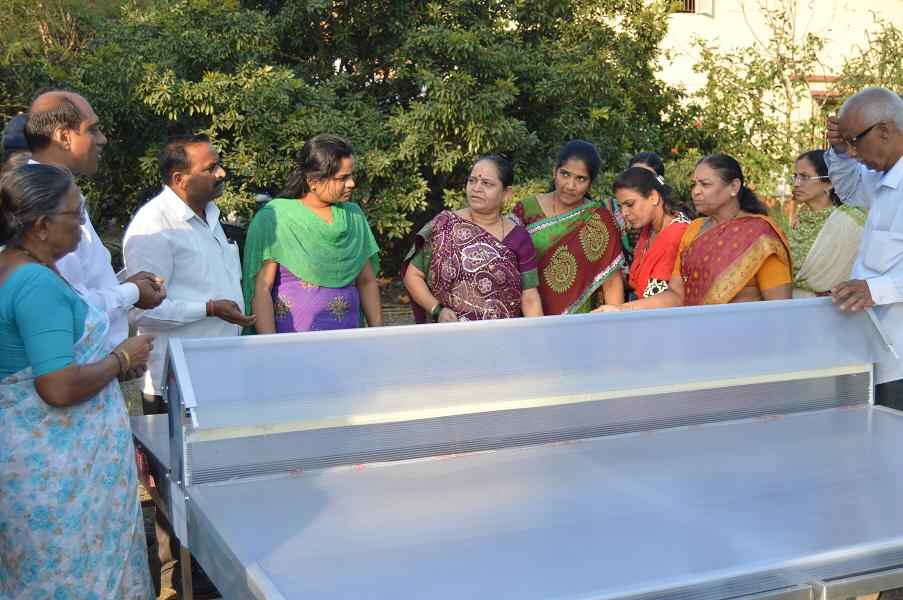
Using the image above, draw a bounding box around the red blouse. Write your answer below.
[628,217,690,298]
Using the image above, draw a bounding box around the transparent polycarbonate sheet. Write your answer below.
[167,298,878,433]
[187,406,903,600]
[131,414,169,468]
[184,372,869,484]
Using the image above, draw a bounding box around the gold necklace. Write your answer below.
[646,213,670,251]
[468,209,505,239]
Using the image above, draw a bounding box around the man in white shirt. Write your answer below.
[827,87,903,407]
[124,133,255,403]
[25,90,165,350]
[123,133,255,597]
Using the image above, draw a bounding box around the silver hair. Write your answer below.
[841,87,903,132]
[0,163,74,245]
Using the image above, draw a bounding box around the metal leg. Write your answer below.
[180,544,194,600]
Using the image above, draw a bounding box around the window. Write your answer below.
[673,0,713,15]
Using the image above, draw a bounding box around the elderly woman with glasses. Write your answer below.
[788,149,865,298]
[0,164,155,598]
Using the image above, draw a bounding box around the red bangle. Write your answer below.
[206,299,214,317]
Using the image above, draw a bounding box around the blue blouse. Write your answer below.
[0,263,88,377]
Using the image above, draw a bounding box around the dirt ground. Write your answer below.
[379,276,415,326]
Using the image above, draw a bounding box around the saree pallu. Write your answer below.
[679,215,791,305]
[0,302,152,599]
[629,213,691,298]
[404,210,538,322]
[791,205,866,298]
[513,196,624,314]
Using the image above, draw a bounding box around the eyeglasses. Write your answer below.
[790,173,830,184]
[844,121,882,147]
[50,203,87,224]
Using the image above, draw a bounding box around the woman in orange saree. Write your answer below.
[597,154,791,311]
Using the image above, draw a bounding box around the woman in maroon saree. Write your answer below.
[403,155,543,322]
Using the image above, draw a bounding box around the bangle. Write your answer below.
[206,299,214,317]
[114,349,131,374]
[430,302,444,322]
[111,351,124,375]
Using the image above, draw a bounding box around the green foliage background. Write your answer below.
[2,0,903,272]
[1,0,700,272]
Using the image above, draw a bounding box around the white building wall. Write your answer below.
[660,0,903,95]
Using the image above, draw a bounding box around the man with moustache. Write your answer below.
[826,87,903,409]
[25,90,165,353]
[123,133,255,598]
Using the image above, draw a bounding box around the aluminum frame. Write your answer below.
[132,299,903,600]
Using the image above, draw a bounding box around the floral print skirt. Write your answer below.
[0,303,152,599]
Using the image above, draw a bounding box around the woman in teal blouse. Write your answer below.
[0,164,155,598]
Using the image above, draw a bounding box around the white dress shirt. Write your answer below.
[123,185,244,395]
[27,159,139,349]
[826,148,903,383]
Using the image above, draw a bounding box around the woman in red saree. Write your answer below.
[511,140,624,314]
[598,154,791,311]
[403,155,543,322]
[610,166,691,300]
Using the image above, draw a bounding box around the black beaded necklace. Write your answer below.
[8,244,69,285]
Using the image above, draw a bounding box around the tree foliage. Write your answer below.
[2,0,693,272]
[689,0,824,195]
[833,18,903,100]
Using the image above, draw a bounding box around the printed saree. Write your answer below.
[790,205,866,298]
[0,302,152,599]
[678,215,791,305]
[403,210,538,322]
[512,195,624,314]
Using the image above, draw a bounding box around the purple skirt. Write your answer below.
[272,265,360,332]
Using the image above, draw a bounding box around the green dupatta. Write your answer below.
[241,198,379,323]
